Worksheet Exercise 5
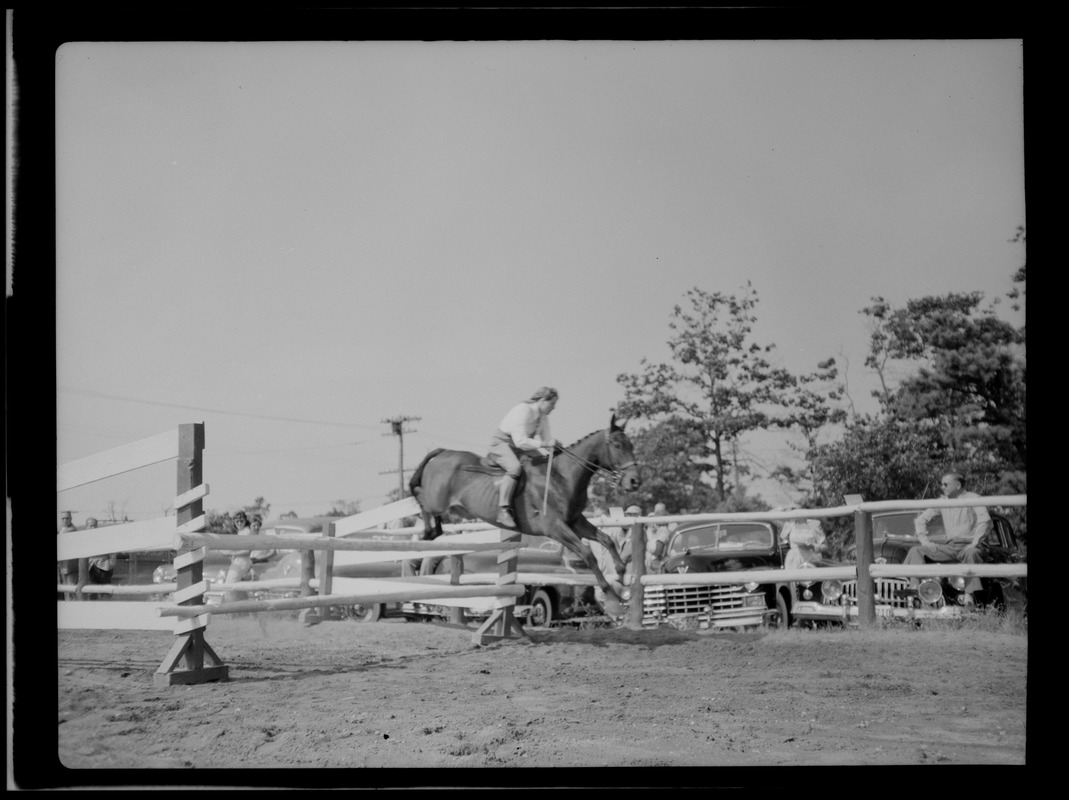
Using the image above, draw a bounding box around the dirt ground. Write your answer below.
[51,613,1027,786]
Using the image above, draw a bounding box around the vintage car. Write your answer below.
[788,509,1027,625]
[415,534,601,626]
[647,519,790,629]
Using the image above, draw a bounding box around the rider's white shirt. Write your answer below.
[498,401,551,451]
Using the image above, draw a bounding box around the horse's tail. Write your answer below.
[409,448,446,499]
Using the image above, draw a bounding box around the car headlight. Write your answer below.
[918,579,943,604]
[798,561,815,587]
[822,580,843,602]
[620,588,632,602]
[152,566,165,584]
[948,576,966,591]
[743,581,760,592]
[743,594,765,608]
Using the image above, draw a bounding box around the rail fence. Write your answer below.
[59,424,1026,685]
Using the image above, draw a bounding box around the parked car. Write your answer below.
[416,534,601,626]
[648,520,790,629]
[788,509,1027,625]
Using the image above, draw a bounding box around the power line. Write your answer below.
[380,415,420,498]
[60,386,383,430]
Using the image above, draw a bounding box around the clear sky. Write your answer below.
[53,39,1025,523]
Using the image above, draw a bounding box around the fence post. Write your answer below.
[854,507,876,627]
[627,520,646,630]
[155,423,228,686]
[448,556,465,625]
[304,521,334,625]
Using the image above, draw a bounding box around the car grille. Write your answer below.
[842,578,911,608]
[642,584,758,623]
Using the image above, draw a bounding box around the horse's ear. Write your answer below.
[610,413,626,432]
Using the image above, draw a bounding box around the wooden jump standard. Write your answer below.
[154,424,229,686]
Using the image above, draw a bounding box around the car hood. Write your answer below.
[662,550,780,573]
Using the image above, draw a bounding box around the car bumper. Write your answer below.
[792,600,964,623]
[643,607,771,629]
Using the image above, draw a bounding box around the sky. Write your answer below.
[50,39,1026,524]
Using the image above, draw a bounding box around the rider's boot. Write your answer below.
[496,474,518,528]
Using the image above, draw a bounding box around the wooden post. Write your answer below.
[471,527,528,645]
[448,555,465,625]
[155,423,228,686]
[303,521,333,625]
[627,520,646,630]
[299,549,315,597]
[854,508,876,627]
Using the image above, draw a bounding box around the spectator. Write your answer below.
[486,386,558,528]
[248,514,277,564]
[904,471,991,605]
[80,517,117,600]
[223,511,254,604]
[592,506,636,612]
[58,511,78,599]
[782,510,828,571]
[646,502,673,573]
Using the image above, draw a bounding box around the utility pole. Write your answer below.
[381,415,421,499]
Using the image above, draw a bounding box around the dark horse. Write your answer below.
[408,414,641,617]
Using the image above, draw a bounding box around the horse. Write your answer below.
[408,414,641,617]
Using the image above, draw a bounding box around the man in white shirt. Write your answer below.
[904,472,991,604]
[487,387,558,528]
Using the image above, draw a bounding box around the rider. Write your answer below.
[487,386,558,528]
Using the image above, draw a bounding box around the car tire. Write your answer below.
[775,591,790,629]
[344,602,383,623]
[527,589,554,627]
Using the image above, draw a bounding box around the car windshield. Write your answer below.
[669,523,774,554]
[872,512,946,543]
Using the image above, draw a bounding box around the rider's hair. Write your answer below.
[529,386,558,402]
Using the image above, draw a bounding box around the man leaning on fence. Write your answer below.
[904,471,991,606]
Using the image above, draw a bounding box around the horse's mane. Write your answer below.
[565,428,608,450]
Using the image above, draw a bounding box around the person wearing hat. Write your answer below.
[486,387,559,528]
[223,510,254,604]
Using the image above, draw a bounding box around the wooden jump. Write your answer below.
[156,583,526,618]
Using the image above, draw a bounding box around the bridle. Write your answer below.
[556,430,638,488]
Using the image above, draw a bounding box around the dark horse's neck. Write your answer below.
[551,429,610,519]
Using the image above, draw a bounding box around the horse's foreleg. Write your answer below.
[548,521,626,618]
[573,517,628,581]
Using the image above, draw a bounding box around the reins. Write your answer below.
[555,431,636,488]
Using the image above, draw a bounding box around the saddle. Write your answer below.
[463,453,542,478]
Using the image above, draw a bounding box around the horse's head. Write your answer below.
[606,414,641,492]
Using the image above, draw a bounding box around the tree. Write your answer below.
[808,240,1027,543]
[206,497,273,533]
[593,416,721,513]
[324,499,361,517]
[859,277,1025,489]
[617,284,842,503]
